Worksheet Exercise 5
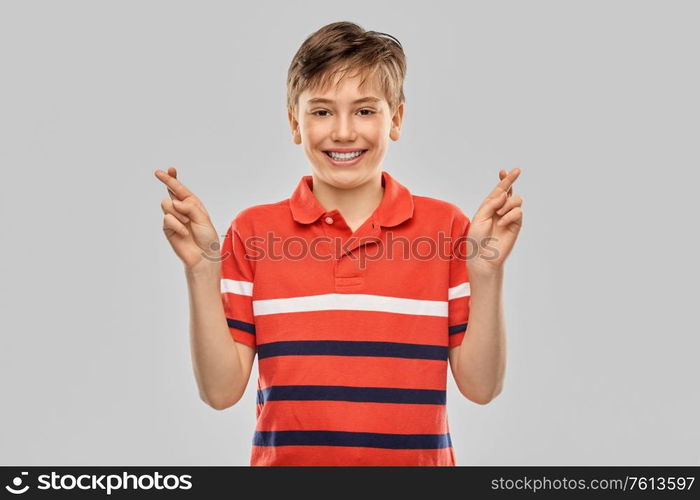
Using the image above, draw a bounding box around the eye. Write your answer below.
[311,109,376,117]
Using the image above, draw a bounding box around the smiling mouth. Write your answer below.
[323,150,368,160]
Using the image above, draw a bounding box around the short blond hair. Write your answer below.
[287,21,407,117]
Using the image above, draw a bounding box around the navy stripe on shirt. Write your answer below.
[253,429,453,449]
[257,384,446,405]
[226,318,256,334]
[448,322,468,335]
[257,339,447,360]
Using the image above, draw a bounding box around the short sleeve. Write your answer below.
[219,218,257,351]
[448,210,471,347]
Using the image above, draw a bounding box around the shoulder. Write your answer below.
[412,194,471,228]
[227,199,289,235]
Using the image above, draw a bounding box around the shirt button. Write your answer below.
[325,216,334,224]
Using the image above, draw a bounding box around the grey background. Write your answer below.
[1,0,698,466]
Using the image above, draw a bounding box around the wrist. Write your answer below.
[467,259,505,282]
[185,259,222,281]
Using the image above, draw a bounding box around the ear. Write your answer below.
[288,108,302,144]
[389,102,404,141]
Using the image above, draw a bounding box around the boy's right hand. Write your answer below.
[154,167,221,272]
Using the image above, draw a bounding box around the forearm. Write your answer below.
[185,262,245,408]
[456,267,507,403]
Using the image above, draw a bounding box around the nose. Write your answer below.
[330,114,357,142]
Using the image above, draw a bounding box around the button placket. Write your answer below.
[319,210,343,260]
[343,220,382,254]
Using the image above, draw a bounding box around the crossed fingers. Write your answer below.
[494,168,520,197]
[154,167,196,201]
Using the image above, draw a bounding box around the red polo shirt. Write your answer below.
[220,170,471,466]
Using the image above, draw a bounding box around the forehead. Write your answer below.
[301,69,386,102]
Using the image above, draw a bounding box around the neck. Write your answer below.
[311,172,384,225]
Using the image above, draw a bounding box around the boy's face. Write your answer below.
[288,71,404,190]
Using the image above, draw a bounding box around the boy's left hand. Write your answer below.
[467,168,523,277]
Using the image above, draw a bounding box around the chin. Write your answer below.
[314,163,380,189]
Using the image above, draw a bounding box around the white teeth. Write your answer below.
[328,151,364,160]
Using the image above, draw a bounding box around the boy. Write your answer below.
[155,21,523,466]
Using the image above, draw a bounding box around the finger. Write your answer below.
[171,198,210,225]
[495,195,520,216]
[154,169,195,201]
[155,168,178,200]
[496,194,523,216]
[490,168,520,198]
[161,198,191,225]
[500,169,513,196]
[161,197,190,224]
[166,167,178,200]
[163,213,190,237]
[475,190,508,220]
[497,207,523,227]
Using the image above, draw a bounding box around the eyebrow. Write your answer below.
[306,96,382,105]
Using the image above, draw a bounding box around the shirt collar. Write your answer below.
[289,170,414,227]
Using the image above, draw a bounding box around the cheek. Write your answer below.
[302,122,326,141]
[366,119,390,136]
[357,123,385,141]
